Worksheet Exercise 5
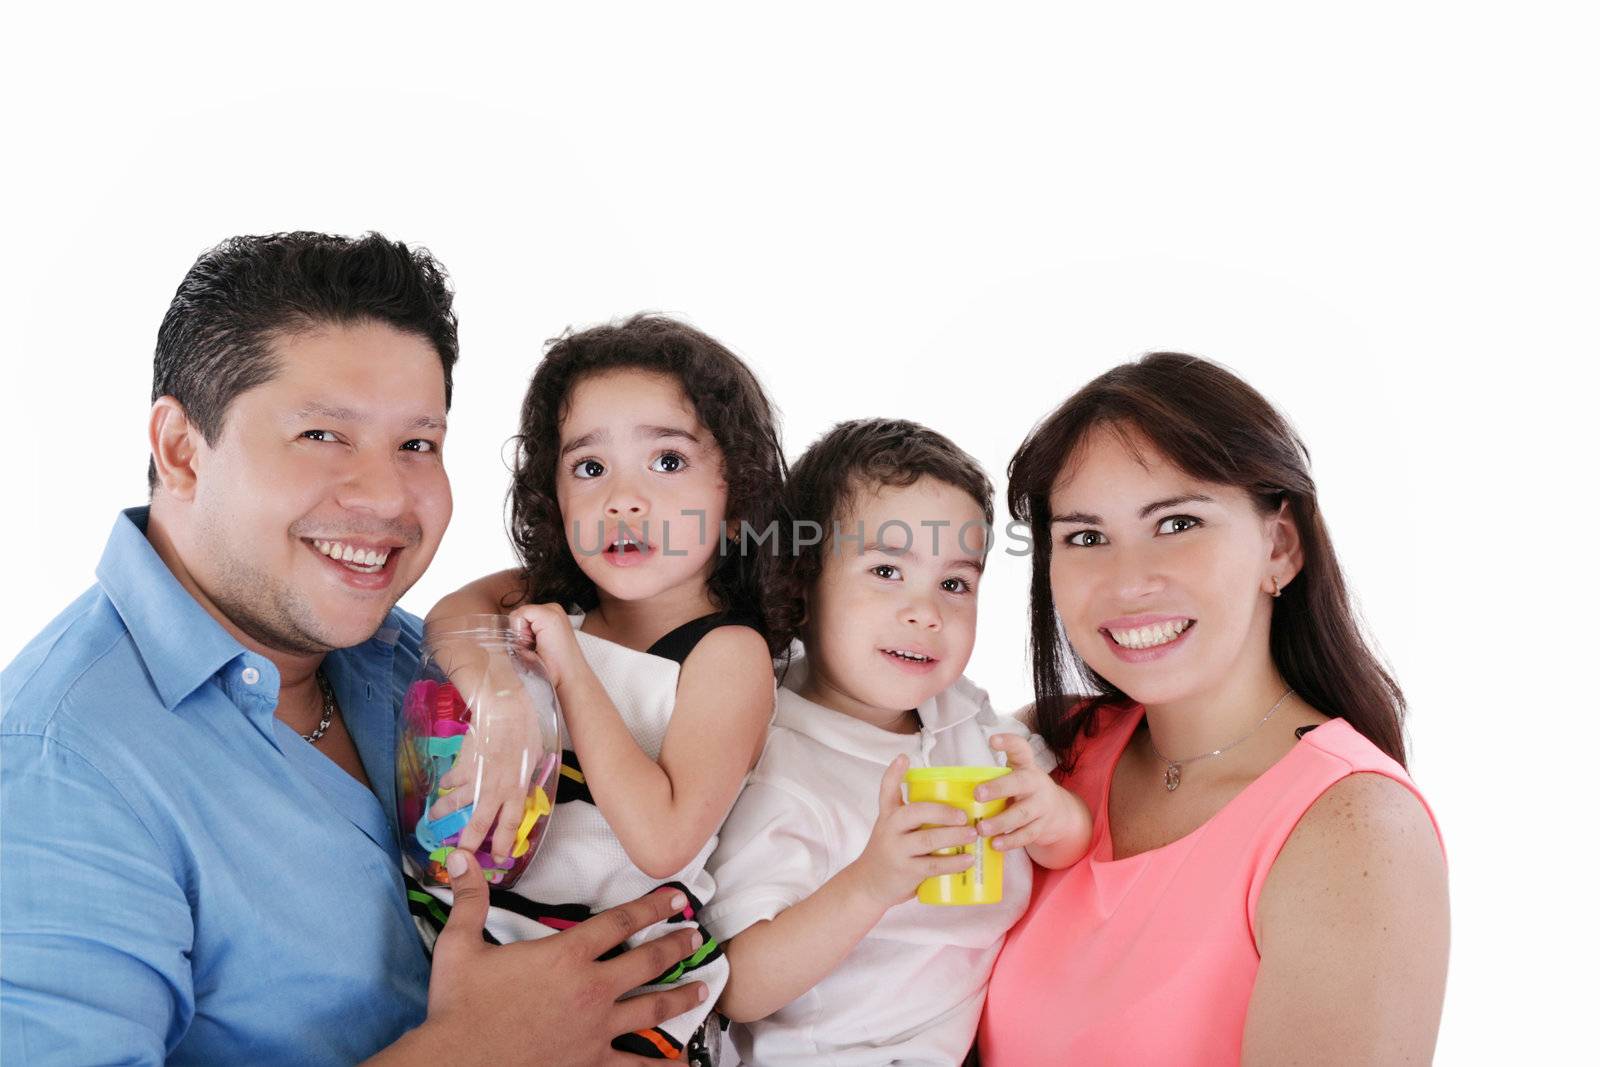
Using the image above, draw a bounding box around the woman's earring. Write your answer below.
[1270,576,1282,599]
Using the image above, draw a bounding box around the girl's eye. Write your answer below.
[300,429,337,443]
[941,576,972,594]
[870,564,902,581]
[401,439,437,454]
[1156,515,1202,535]
[650,452,686,474]
[572,459,605,479]
[1064,530,1106,547]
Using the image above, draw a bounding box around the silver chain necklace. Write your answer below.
[302,669,336,744]
[1149,688,1293,791]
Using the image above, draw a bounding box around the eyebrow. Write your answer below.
[1049,493,1215,526]
[559,424,701,458]
[293,403,446,431]
[863,543,986,573]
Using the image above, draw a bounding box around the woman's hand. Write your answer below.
[843,754,979,906]
[979,733,1092,869]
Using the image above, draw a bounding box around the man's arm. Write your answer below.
[0,734,194,1066]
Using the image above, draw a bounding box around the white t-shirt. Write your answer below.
[703,664,1053,1066]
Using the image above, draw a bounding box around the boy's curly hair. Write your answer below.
[507,314,788,654]
[771,418,994,650]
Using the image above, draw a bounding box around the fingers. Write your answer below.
[989,732,1036,772]
[897,801,970,828]
[911,824,979,856]
[974,771,1031,804]
[876,755,909,819]
[435,850,487,954]
[490,797,520,861]
[606,925,704,994]
[991,822,1042,852]
[428,786,473,819]
[455,803,495,855]
[920,852,977,878]
[977,801,1034,839]
[570,888,690,962]
[609,980,709,1039]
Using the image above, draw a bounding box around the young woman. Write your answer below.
[979,353,1449,1064]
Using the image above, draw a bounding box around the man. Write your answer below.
[0,232,704,1065]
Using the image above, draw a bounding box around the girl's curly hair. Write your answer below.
[507,314,787,654]
[770,418,995,651]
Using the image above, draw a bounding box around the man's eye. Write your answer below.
[650,452,686,474]
[941,577,972,594]
[1064,530,1106,547]
[572,459,605,479]
[401,439,438,454]
[1156,515,1202,535]
[870,564,901,580]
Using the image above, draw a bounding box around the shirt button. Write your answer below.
[241,666,261,685]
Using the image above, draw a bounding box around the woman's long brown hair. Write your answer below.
[1008,352,1407,773]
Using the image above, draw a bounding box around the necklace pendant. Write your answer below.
[1164,763,1181,791]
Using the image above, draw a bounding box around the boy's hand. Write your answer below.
[844,754,978,906]
[977,733,1091,856]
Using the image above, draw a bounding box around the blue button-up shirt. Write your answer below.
[2,508,431,1065]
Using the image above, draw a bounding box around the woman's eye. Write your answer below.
[1156,515,1201,535]
[650,452,686,474]
[1064,530,1106,547]
[401,439,437,454]
[870,564,902,581]
[572,459,605,479]
[941,576,972,594]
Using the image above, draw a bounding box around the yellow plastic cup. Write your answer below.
[904,765,1011,905]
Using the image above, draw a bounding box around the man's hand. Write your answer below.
[371,852,707,1066]
[841,754,977,906]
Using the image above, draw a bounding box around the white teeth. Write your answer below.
[886,650,930,662]
[312,539,391,571]
[1108,619,1192,650]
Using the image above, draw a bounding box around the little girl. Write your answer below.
[703,419,1093,1066]
[415,314,786,1062]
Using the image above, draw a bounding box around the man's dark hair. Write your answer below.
[772,418,994,648]
[148,231,459,490]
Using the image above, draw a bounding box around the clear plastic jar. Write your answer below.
[397,615,562,888]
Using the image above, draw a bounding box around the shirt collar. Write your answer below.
[96,506,247,711]
[773,652,992,765]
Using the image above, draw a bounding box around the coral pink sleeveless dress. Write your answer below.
[978,705,1442,1065]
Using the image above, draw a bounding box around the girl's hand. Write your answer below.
[509,603,582,690]
[977,733,1091,858]
[843,754,979,907]
[430,643,550,862]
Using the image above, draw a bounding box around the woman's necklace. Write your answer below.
[1149,688,1293,791]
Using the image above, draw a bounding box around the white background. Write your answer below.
[3,3,1594,1060]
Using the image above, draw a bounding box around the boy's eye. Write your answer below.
[941,576,972,594]
[870,564,902,581]
[1064,530,1106,547]
[650,452,686,474]
[573,459,605,479]
[1156,515,1202,535]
